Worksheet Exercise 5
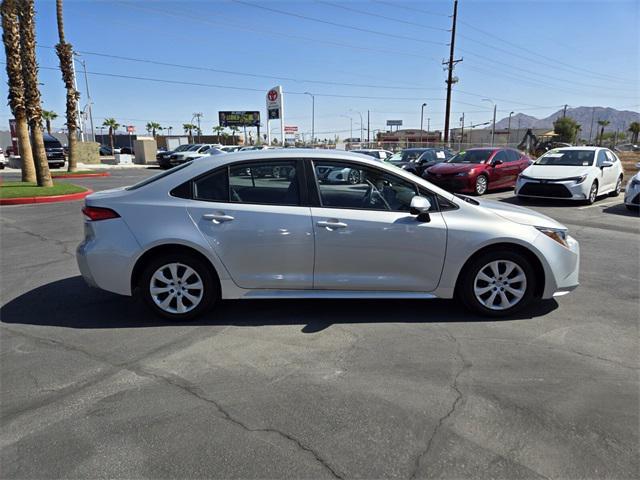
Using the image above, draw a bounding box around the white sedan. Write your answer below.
[624,163,640,211]
[515,147,624,204]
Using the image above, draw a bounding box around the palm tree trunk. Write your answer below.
[599,126,604,146]
[1,0,36,182]
[109,127,114,153]
[19,0,52,187]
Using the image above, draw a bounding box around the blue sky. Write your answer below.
[2,0,638,141]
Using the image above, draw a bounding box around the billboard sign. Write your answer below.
[218,111,261,127]
[386,120,403,126]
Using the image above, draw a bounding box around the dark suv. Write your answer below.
[43,133,66,168]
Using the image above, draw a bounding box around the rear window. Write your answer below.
[126,162,192,190]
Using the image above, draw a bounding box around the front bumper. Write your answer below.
[515,177,588,200]
[534,233,580,299]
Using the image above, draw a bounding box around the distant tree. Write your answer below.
[102,117,119,153]
[229,126,239,145]
[145,121,161,137]
[628,121,640,144]
[553,116,580,143]
[597,119,610,146]
[182,123,196,143]
[42,110,57,134]
[212,125,225,143]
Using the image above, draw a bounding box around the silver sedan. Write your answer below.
[77,150,579,320]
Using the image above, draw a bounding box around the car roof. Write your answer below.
[545,146,602,151]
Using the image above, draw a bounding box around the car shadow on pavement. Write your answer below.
[603,204,639,217]
[0,276,559,332]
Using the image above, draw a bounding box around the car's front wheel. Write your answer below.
[586,181,598,204]
[473,175,488,196]
[458,250,536,317]
[140,252,218,321]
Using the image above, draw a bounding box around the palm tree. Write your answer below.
[102,118,119,153]
[1,0,36,183]
[183,123,196,143]
[19,0,52,187]
[597,120,610,146]
[42,110,57,134]
[54,0,79,172]
[229,126,239,145]
[146,121,161,137]
[213,125,225,143]
[628,121,640,144]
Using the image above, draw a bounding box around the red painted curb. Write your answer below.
[0,188,93,205]
[52,172,110,178]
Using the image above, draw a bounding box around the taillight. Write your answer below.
[82,206,120,221]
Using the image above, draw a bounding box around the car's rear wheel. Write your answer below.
[609,176,623,197]
[140,252,217,321]
[458,250,536,317]
[586,181,598,204]
[474,175,488,196]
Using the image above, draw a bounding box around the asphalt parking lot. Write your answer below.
[1,168,638,479]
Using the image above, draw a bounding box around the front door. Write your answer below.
[187,160,314,289]
[310,160,447,291]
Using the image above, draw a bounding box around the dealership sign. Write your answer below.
[284,126,298,133]
[218,111,261,127]
[386,120,403,126]
[266,86,285,145]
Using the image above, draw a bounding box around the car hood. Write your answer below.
[473,197,566,229]
[427,162,479,174]
[523,164,590,179]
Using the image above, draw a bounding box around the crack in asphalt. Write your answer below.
[0,220,76,259]
[409,327,469,479]
[1,326,343,479]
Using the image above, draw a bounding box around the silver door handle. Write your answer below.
[317,220,347,229]
[203,213,234,223]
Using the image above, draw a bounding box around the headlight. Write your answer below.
[573,174,587,184]
[535,226,569,248]
[455,172,468,176]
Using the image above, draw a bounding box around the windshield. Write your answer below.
[387,152,403,164]
[447,150,493,164]
[535,149,595,166]
[174,144,192,152]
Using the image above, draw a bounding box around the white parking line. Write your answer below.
[577,200,621,210]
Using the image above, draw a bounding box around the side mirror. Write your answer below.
[492,159,503,166]
[601,161,613,168]
[410,195,432,222]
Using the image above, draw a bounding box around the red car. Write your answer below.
[423,147,532,195]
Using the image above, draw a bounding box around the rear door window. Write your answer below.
[229,161,300,205]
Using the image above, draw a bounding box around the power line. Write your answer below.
[230,0,446,46]
[315,0,448,32]
[372,0,449,17]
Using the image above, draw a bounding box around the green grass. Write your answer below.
[50,170,102,176]
[0,181,87,199]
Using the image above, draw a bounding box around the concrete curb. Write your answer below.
[51,172,110,178]
[0,188,93,205]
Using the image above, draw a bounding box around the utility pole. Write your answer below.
[588,107,595,144]
[193,112,203,142]
[507,111,514,145]
[367,110,370,144]
[459,113,464,150]
[420,103,426,145]
[304,92,314,146]
[427,118,430,145]
[71,56,84,141]
[443,0,462,144]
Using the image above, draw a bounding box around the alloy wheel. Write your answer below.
[473,260,527,311]
[149,262,204,314]
[475,176,488,195]
[347,169,361,184]
[589,183,598,203]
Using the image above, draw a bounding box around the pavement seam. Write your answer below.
[409,327,469,479]
[1,326,344,478]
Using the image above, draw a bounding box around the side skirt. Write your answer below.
[227,290,439,300]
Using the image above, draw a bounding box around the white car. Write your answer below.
[0,147,6,169]
[624,163,640,211]
[516,147,624,204]
[350,149,393,160]
[170,144,221,165]
[77,150,580,321]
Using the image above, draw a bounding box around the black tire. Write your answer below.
[473,175,488,196]
[457,250,536,317]
[139,252,218,321]
[609,175,623,197]
[347,169,361,185]
[585,181,598,205]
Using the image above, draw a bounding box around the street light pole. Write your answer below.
[304,92,315,147]
[507,111,514,145]
[350,110,363,144]
[420,103,426,145]
[482,98,497,146]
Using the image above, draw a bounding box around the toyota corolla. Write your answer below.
[77,150,579,321]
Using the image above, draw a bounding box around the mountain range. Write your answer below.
[494,107,640,136]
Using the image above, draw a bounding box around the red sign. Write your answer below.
[267,90,278,102]
[284,126,298,133]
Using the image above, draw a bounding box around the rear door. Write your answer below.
[308,159,447,292]
[186,159,314,289]
[487,150,512,188]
